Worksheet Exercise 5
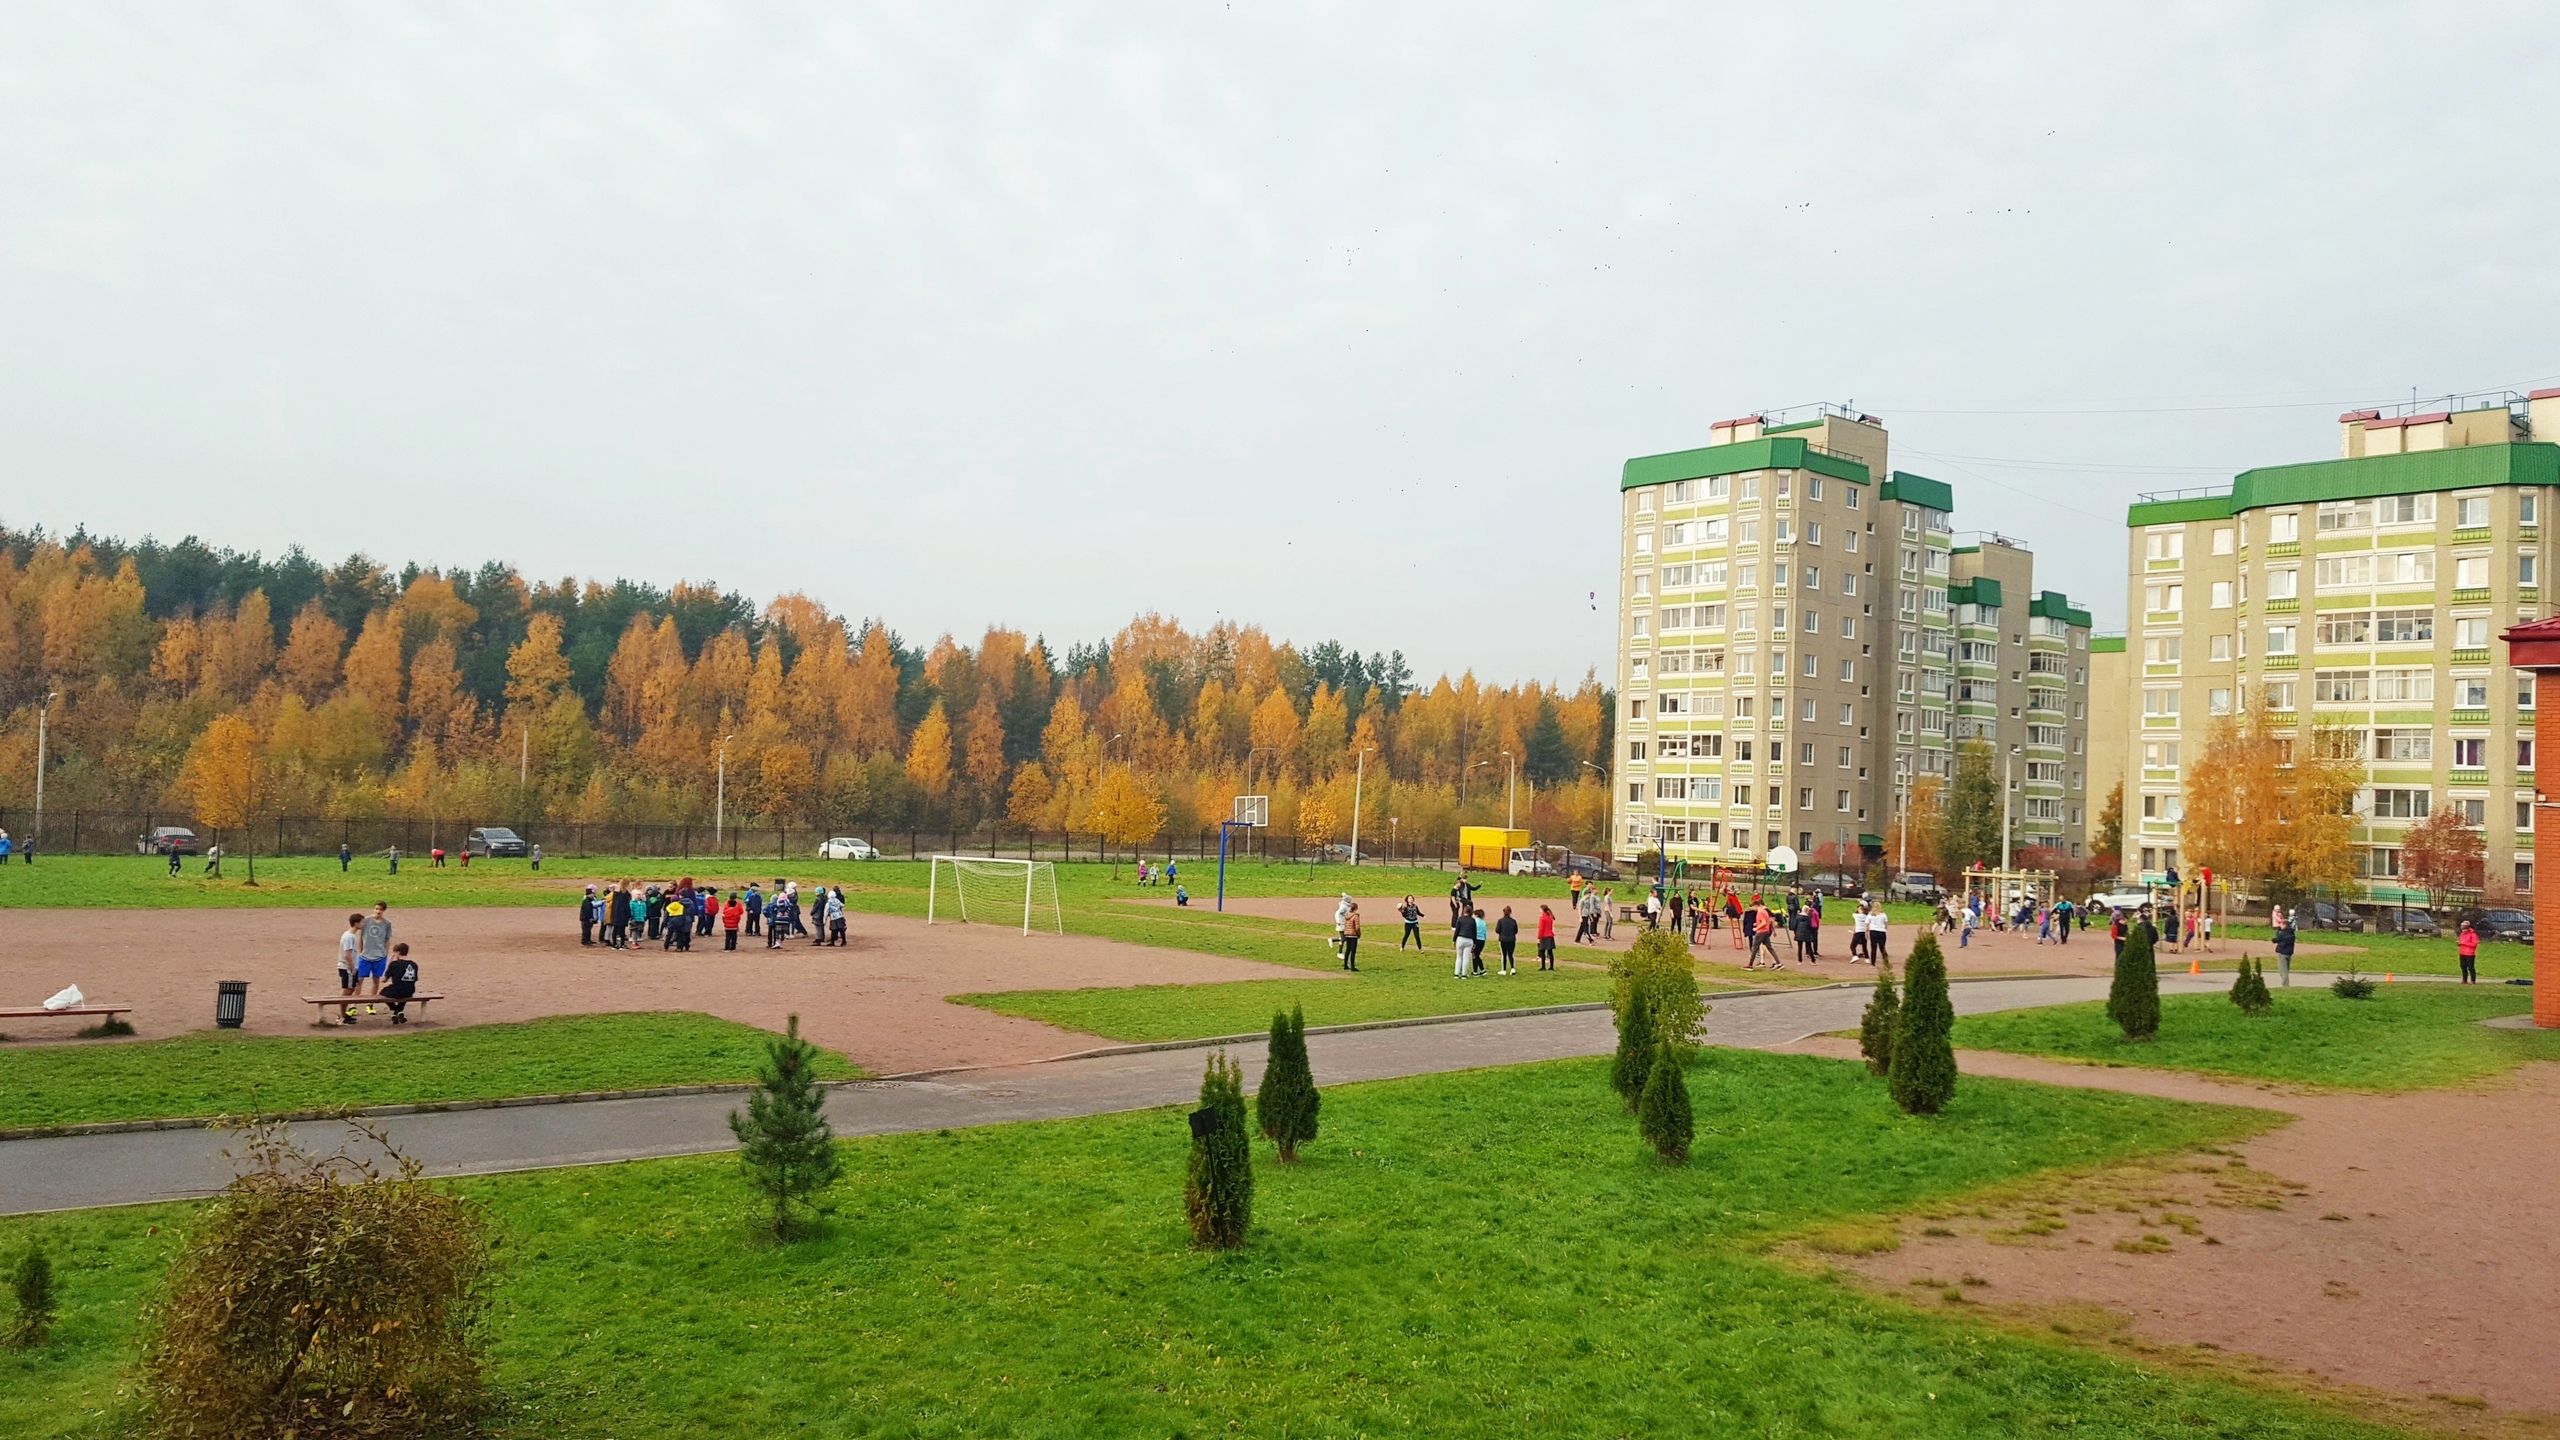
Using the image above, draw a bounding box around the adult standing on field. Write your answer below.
[1536,903,1557,969]
[1495,905,1519,975]
[2457,918,2480,984]
[1339,903,1362,971]
[1451,905,1475,977]
[1398,895,1424,949]
[338,841,351,872]
[2271,905,2296,986]
[357,902,393,995]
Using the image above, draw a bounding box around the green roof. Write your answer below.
[1763,419,1820,435]
[2028,590,2091,628]
[2127,442,2560,526]
[2088,634,2126,653]
[1621,436,1870,491]
[1948,577,2003,608]
[1879,471,1954,512]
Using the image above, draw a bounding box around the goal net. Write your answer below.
[927,856,1064,935]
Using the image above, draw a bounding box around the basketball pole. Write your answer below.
[1217,820,1239,912]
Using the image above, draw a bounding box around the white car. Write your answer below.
[816,837,880,861]
[2088,889,2154,913]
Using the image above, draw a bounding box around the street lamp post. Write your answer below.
[1388,815,1399,864]
[2001,745,2019,871]
[34,690,57,845]
[1348,746,1374,866]
[715,733,734,846]
[1502,749,1516,829]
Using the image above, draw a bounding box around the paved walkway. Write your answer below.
[0,973,2226,1214]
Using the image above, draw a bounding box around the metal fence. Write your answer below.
[0,809,1468,870]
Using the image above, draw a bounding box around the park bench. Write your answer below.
[304,993,445,1023]
[0,1003,134,1028]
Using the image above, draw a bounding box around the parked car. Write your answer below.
[2471,907,2535,944]
[1808,872,1867,897]
[2373,906,2441,937]
[816,836,880,861]
[464,826,528,858]
[1558,853,1622,883]
[1320,844,1374,863]
[1886,871,1943,903]
[2087,889,2155,914]
[2293,900,2367,933]
[1506,847,1557,876]
[137,826,201,856]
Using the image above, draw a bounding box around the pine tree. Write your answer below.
[1888,935,1957,1115]
[1637,1041,1694,1163]
[8,1245,54,1348]
[2109,920,2162,1040]
[1255,1005,1321,1162]
[726,1014,842,1238]
[2230,956,2273,1016]
[1610,985,1657,1112]
[1185,1051,1254,1249]
[1858,958,1900,1077]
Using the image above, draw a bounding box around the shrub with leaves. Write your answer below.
[728,1014,844,1238]
[1255,1005,1320,1162]
[1858,959,1899,1077]
[139,1122,492,1440]
[1611,929,1707,1059]
[1637,1041,1694,1163]
[9,1245,55,1349]
[1185,1050,1253,1249]
[2331,966,2377,1000]
[2108,920,2162,1040]
[1610,985,1657,1112]
[1887,935,1957,1116]
[2229,957,2274,1016]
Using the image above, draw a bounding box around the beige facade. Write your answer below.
[2119,396,2560,897]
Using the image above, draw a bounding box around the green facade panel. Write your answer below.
[1880,471,1954,512]
[2123,443,2560,526]
[1621,436,1870,490]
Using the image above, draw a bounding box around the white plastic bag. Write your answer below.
[43,984,84,1011]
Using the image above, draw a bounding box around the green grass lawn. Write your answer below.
[0,1049,2400,1440]
[0,1013,863,1132]
[1953,984,2560,1090]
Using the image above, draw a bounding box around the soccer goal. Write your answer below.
[927,856,1064,935]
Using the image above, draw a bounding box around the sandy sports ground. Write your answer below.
[1780,1037,2560,1422]
[0,906,1336,1075]
[1127,891,2348,978]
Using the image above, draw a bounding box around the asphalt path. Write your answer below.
[0,973,2226,1215]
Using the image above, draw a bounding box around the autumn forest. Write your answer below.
[0,526,1618,853]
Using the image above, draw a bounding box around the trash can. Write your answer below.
[215,980,248,1029]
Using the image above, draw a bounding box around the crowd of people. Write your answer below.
[576,877,852,951]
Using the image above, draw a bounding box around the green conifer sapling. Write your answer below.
[1185,1050,1253,1248]
[1637,1040,1694,1163]
[1859,958,1899,1077]
[2109,920,2162,1040]
[1255,1005,1321,1162]
[1610,985,1657,1112]
[727,1013,843,1238]
[1887,935,1957,1116]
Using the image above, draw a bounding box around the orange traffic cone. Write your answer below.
[2385,973,2394,983]
[2189,960,2200,975]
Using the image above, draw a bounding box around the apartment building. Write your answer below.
[1614,405,2092,870]
[2119,392,2560,895]
[2086,635,2129,859]
[1944,539,2096,859]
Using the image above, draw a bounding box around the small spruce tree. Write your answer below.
[2109,920,2162,1040]
[1887,935,1957,1115]
[1858,958,1900,1077]
[1610,985,1658,1112]
[727,1014,843,1238]
[1637,1040,1694,1163]
[2230,956,2273,1016]
[1255,1005,1321,1162]
[1185,1050,1253,1248]
[9,1245,55,1348]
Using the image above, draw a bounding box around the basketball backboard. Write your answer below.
[1233,795,1269,828]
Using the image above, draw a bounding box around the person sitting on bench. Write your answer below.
[383,943,420,1025]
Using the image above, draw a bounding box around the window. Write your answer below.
[2375,609,2433,643]
[2456,495,2490,528]
[2453,676,2489,708]
[1838,745,1854,768]
[2523,553,2539,585]
[1669,481,1691,503]
[2211,527,2235,555]
[2316,554,2374,588]
[1733,785,1752,806]
[2210,580,2234,608]
[1630,657,1651,682]
[2366,847,2401,879]
[1846,486,1860,510]
[2142,688,2181,717]
[2266,567,2298,600]
[2145,530,2184,561]
[2144,583,2184,612]
[1654,778,1684,799]
[1634,532,1652,556]
[2208,687,2233,714]
[2266,624,2296,655]
[2455,616,2491,648]
[2455,556,2489,589]
[1689,777,1722,801]
[1695,604,1727,630]
[2380,551,2434,585]
[2316,499,2373,531]
[1700,561,1727,587]
[2142,740,2180,769]
[1840,658,1858,681]
[1902,510,1920,536]
[2380,494,2435,524]
[1739,477,1759,502]
[1737,520,1759,546]
[2317,612,2373,646]
[2141,793,2186,822]
[1837,790,1852,812]
[1737,562,1759,591]
[2210,635,2233,662]
[1631,614,1650,638]
[2263,680,2295,709]
[2521,737,2536,768]
[2142,636,2181,664]
[2452,737,2486,768]
[2372,668,2432,702]
[2366,788,2430,819]
[1775,519,1793,544]
[2523,492,2539,524]
[1806,523,1822,546]
[2268,511,2300,543]
[1773,605,1788,630]
[1801,698,1817,722]
[1628,783,1643,803]
[2523,800,2536,832]
[2524,675,2539,709]
[2458,798,2488,826]
[1798,787,1813,808]
[1801,565,1821,591]
[1629,699,1645,720]
[1657,694,1686,715]
[2314,669,2369,703]
[1775,473,1791,498]
[1706,476,1729,499]
[2372,728,2432,761]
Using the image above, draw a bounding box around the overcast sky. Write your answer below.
[5,4,2557,684]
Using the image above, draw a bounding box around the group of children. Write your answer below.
[576,878,852,950]
[331,903,419,1024]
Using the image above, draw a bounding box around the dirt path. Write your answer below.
[1779,1036,2560,1419]
[0,907,1336,1076]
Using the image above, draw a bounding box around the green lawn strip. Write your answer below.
[0,1013,862,1132]
[1953,985,2560,1091]
[1,1050,2390,1440]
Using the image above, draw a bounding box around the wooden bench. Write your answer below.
[305,993,445,1023]
[0,1004,133,1028]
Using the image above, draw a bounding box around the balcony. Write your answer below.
[2263,541,2301,558]
[2143,610,2182,625]
[2450,709,2491,727]
[2452,647,2491,665]
[2262,655,2299,671]
[2452,527,2493,545]
[2451,587,2492,604]
[2263,596,2299,613]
